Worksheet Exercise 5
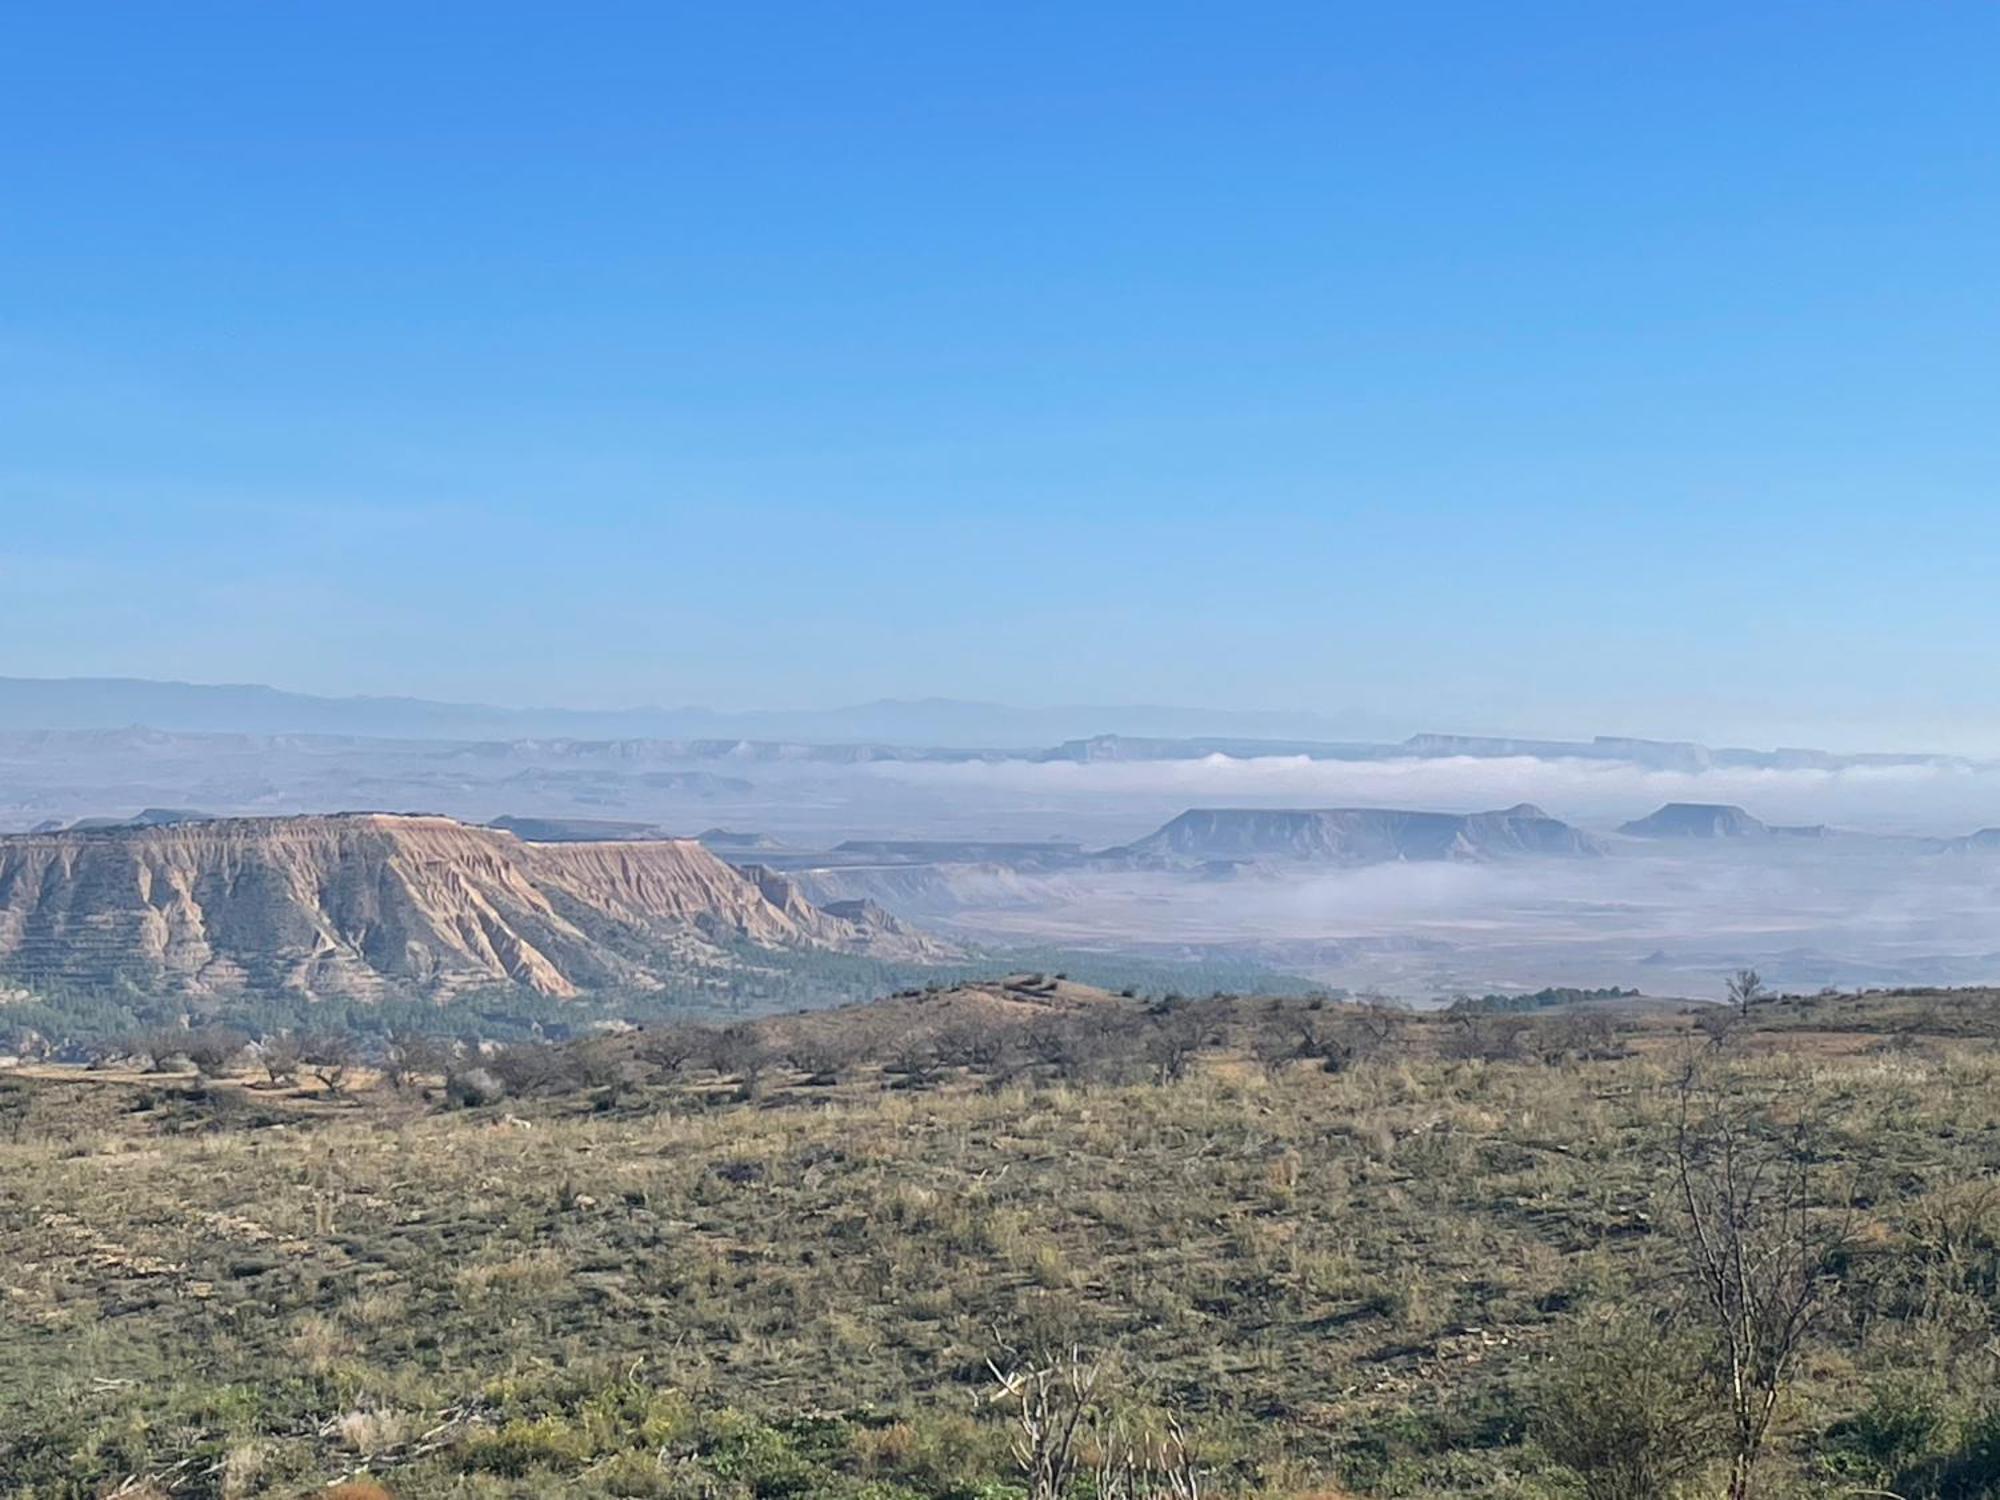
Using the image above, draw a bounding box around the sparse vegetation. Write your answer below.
[2,981,1998,1499]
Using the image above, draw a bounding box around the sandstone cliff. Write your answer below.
[0,814,948,1001]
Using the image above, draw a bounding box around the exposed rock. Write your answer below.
[1119,804,1605,864]
[1618,803,1769,839]
[0,814,950,1002]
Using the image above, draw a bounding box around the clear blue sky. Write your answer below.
[2,3,1996,749]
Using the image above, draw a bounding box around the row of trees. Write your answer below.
[109,988,1654,1108]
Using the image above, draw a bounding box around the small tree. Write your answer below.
[445,1065,507,1108]
[135,1028,188,1073]
[886,1032,943,1090]
[1726,968,1766,1016]
[567,1036,632,1100]
[785,1030,860,1085]
[380,1031,446,1090]
[490,1040,567,1095]
[707,1023,770,1099]
[636,1024,704,1082]
[1673,1065,1852,1500]
[1141,1008,1207,1085]
[258,1032,302,1087]
[182,1027,247,1078]
[300,1033,355,1099]
[931,1017,1009,1072]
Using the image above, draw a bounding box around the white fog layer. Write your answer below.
[5,728,1999,1002]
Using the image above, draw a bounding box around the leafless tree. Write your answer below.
[707,1023,770,1099]
[886,1032,943,1089]
[1673,1065,1852,1500]
[932,1017,1009,1071]
[182,1027,247,1078]
[380,1031,447,1090]
[1529,1012,1621,1066]
[1442,1012,1531,1063]
[300,1033,355,1098]
[567,1035,631,1097]
[635,1024,704,1081]
[490,1039,567,1094]
[1726,968,1766,1016]
[134,1028,188,1073]
[1141,1008,1207,1085]
[258,1032,302,1087]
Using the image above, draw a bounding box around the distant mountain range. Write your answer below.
[0,677,1367,748]
[2,677,1988,772]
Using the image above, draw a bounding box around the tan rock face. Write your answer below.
[0,815,946,1001]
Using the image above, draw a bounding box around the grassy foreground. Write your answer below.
[3,984,2000,1499]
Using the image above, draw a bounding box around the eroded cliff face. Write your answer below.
[1124,804,1607,863]
[0,815,946,1001]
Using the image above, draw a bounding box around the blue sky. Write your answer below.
[2,3,1996,749]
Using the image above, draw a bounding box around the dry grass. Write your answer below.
[2,991,1998,1497]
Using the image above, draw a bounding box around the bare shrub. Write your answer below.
[257,1032,302,1087]
[1140,1007,1208,1085]
[886,1033,943,1090]
[988,1348,1203,1500]
[181,1026,247,1078]
[989,1348,1102,1500]
[300,1033,356,1098]
[1442,1012,1531,1063]
[1529,1012,1623,1065]
[1693,1005,1740,1048]
[380,1031,447,1090]
[636,1024,704,1081]
[1534,1313,1725,1500]
[445,1066,507,1108]
[706,1023,770,1099]
[489,1040,568,1095]
[133,1028,189,1072]
[1674,1065,1855,1500]
[786,1030,861,1084]
[567,1035,632,1099]
[932,1017,1010,1071]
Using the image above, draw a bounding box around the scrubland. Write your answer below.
[3,983,1999,1500]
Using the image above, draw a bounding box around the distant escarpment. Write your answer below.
[0,814,949,1002]
[1618,803,1770,839]
[1121,804,1605,864]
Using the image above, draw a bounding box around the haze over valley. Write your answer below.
[6,677,2000,1009]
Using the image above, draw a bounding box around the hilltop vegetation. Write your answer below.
[3,983,2000,1499]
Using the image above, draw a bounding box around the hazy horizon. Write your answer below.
[5,671,2000,762]
[6,6,1999,753]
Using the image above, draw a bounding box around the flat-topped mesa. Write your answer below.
[0,813,948,1002]
[1618,803,1770,839]
[1121,804,1605,864]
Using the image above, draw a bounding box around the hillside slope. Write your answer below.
[0,815,946,1001]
